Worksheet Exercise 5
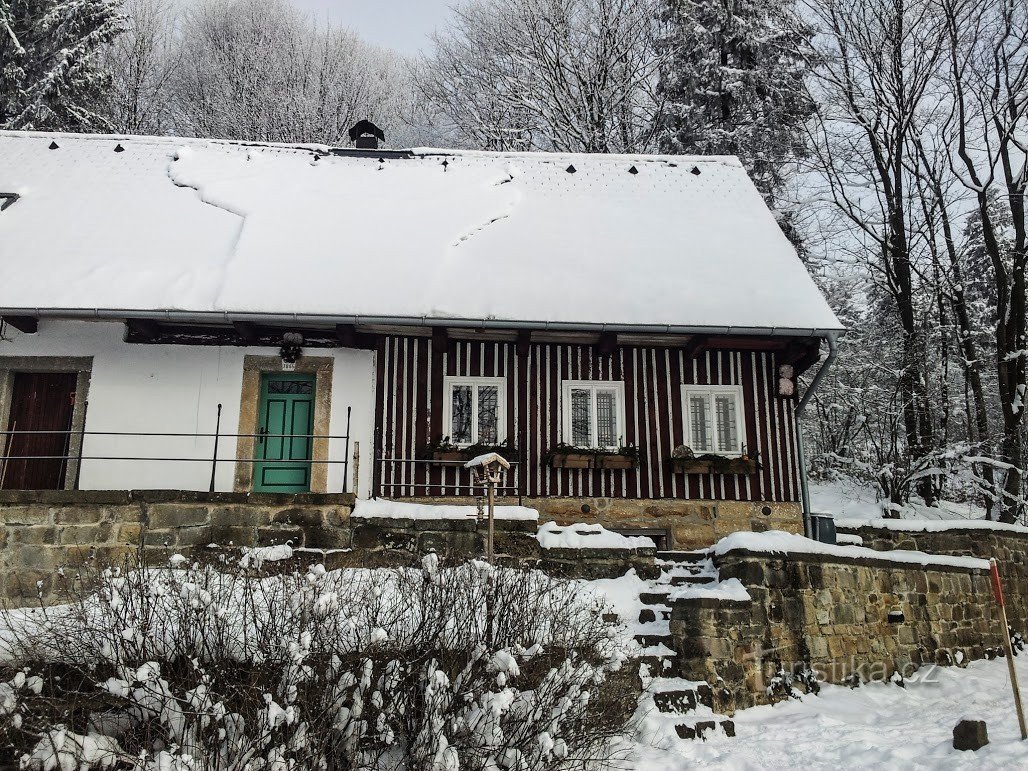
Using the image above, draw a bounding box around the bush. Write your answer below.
[0,551,635,770]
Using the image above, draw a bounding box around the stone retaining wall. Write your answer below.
[835,523,1028,632]
[1,492,660,604]
[0,490,352,602]
[671,549,1011,712]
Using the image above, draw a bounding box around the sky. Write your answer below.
[287,0,455,54]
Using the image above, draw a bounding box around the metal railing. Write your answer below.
[0,402,354,493]
[376,457,520,498]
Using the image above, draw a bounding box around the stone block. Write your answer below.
[208,506,267,528]
[257,526,305,547]
[272,507,326,528]
[12,526,58,546]
[50,506,111,525]
[205,525,258,547]
[953,720,988,751]
[1,506,49,525]
[302,526,351,550]
[59,524,113,545]
[148,506,209,529]
[143,530,176,548]
[418,530,484,557]
[117,523,143,544]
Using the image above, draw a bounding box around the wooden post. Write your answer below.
[991,557,1027,740]
[486,473,496,565]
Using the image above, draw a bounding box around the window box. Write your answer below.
[431,450,467,462]
[672,458,712,474]
[598,454,636,470]
[672,456,757,474]
[550,452,594,469]
[547,447,638,469]
[715,457,757,474]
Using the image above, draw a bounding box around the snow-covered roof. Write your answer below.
[0,130,842,334]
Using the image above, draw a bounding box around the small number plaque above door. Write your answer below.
[268,380,314,395]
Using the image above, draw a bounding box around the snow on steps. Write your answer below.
[630,548,736,740]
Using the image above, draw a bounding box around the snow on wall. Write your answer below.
[834,517,1028,535]
[352,498,538,521]
[0,320,375,494]
[0,131,842,333]
[712,530,990,571]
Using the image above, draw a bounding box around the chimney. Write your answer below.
[348,119,385,150]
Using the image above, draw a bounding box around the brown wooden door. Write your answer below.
[1,373,77,490]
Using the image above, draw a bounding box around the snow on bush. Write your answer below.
[0,552,635,769]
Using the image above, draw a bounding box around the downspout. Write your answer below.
[795,333,839,539]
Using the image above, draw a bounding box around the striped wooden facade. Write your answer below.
[373,336,804,502]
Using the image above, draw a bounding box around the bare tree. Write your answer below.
[802,0,947,503]
[419,0,665,153]
[101,0,180,134]
[937,0,1028,522]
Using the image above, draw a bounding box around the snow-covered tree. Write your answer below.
[0,0,124,130]
[99,0,178,134]
[169,0,415,145]
[419,0,665,153]
[655,0,813,201]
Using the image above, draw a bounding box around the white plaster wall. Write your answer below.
[0,320,376,495]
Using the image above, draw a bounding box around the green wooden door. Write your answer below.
[253,373,315,493]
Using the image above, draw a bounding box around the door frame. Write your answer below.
[0,356,92,490]
[234,355,334,493]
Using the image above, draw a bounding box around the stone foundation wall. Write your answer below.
[397,496,804,550]
[671,549,1009,712]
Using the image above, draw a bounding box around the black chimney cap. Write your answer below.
[348,120,385,143]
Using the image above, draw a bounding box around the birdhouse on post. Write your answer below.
[348,119,385,150]
[464,452,510,565]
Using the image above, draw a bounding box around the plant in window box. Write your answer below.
[670,445,711,473]
[420,436,465,462]
[544,443,639,469]
[671,445,757,474]
[419,437,518,463]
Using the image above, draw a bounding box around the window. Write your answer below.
[561,381,626,449]
[682,385,745,456]
[443,376,505,446]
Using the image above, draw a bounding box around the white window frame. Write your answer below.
[442,376,507,447]
[560,380,627,450]
[681,384,746,456]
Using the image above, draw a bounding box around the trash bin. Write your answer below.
[809,514,837,544]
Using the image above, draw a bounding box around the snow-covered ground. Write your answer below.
[811,478,988,522]
[626,656,1028,769]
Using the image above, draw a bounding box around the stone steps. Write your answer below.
[639,590,672,606]
[675,717,736,740]
[663,574,716,587]
[656,549,709,564]
[637,607,671,623]
[635,632,674,648]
